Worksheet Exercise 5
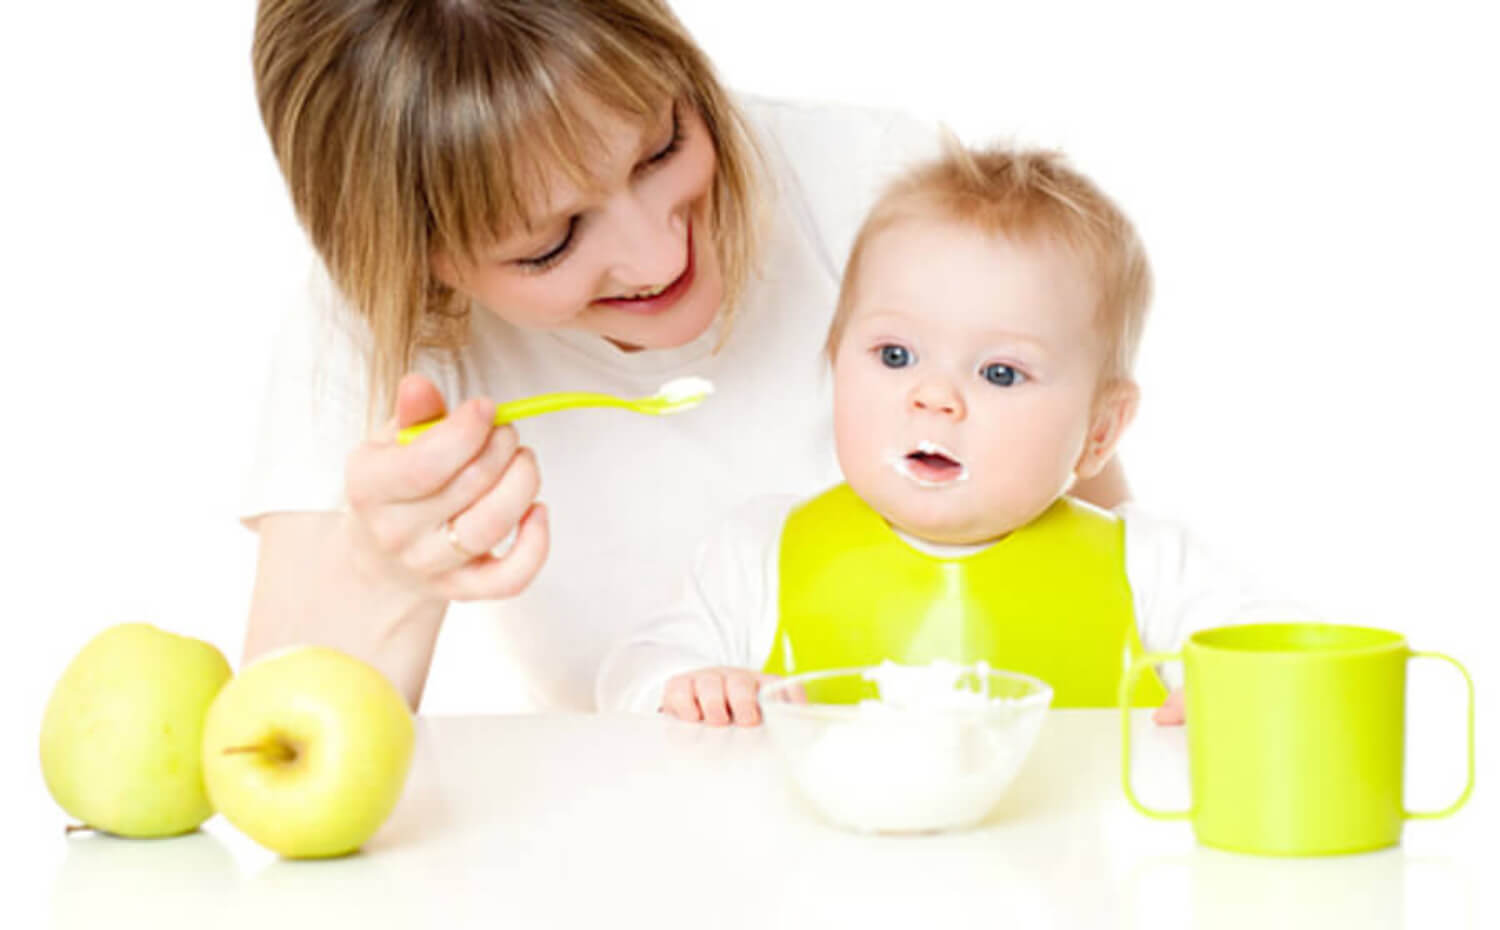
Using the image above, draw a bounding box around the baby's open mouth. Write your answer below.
[896,441,968,485]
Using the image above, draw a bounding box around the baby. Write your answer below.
[597,141,1280,725]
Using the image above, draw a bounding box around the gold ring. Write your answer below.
[445,518,480,561]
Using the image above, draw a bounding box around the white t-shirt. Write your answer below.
[595,495,1307,714]
[241,97,944,711]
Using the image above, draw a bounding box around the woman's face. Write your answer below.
[433,98,723,351]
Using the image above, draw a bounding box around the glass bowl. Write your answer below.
[758,661,1052,833]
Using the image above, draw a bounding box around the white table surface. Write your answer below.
[18,710,1491,929]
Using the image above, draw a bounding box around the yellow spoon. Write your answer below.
[396,376,715,445]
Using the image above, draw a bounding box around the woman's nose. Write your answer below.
[607,195,685,289]
[909,379,965,420]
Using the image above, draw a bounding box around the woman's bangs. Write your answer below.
[425,40,686,265]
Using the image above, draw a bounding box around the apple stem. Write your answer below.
[222,738,298,763]
[64,823,94,836]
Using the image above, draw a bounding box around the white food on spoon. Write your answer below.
[656,376,715,402]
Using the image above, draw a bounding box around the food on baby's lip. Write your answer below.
[40,623,232,838]
[760,661,1052,833]
[889,440,970,486]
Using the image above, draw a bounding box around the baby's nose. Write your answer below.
[909,381,965,419]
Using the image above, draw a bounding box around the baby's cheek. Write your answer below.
[974,441,1069,517]
[831,390,882,463]
[840,453,888,513]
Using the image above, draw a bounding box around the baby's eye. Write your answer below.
[981,363,1025,387]
[879,345,913,368]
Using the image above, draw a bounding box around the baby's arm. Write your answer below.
[595,497,793,723]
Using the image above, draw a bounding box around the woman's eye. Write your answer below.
[642,105,683,170]
[879,345,913,368]
[516,217,579,271]
[981,363,1025,387]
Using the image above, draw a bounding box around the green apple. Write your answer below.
[201,646,415,859]
[40,622,232,837]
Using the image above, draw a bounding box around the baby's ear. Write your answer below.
[1075,379,1139,480]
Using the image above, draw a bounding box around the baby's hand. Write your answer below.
[660,667,775,727]
[1153,689,1185,726]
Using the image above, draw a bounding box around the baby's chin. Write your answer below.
[879,506,1016,548]
[894,520,1010,547]
[850,483,1000,547]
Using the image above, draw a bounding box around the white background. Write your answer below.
[2,0,1494,813]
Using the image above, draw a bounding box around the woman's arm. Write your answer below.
[243,375,549,710]
[245,511,447,709]
[1071,457,1130,509]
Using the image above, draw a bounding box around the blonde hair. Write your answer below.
[253,0,761,422]
[827,139,1152,385]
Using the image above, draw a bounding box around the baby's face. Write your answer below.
[833,219,1112,545]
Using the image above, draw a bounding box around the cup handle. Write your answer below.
[1120,651,1192,820]
[1403,650,1475,820]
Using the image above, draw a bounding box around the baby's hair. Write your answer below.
[827,136,1152,385]
[253,0,762,423]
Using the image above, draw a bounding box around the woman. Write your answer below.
[243,0,1128,710]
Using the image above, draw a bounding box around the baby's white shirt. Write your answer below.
[596,495,1308,713]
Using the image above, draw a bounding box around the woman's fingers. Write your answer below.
[342,374,554,597]
[447,445,540,553]
[338,374,555,605]
[392,428,526,572]
[433,425,523,522]
[351,400,518,559]
[406,438,539,574]
[352,396,497,506]
[438,502,551,601]
[394,372,448,431]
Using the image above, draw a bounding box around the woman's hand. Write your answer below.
[660,667,777,726]
[343,373,550,603]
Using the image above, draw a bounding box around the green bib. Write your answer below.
[764,484,1167,708]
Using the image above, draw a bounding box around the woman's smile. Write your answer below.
[592,219,698,316]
